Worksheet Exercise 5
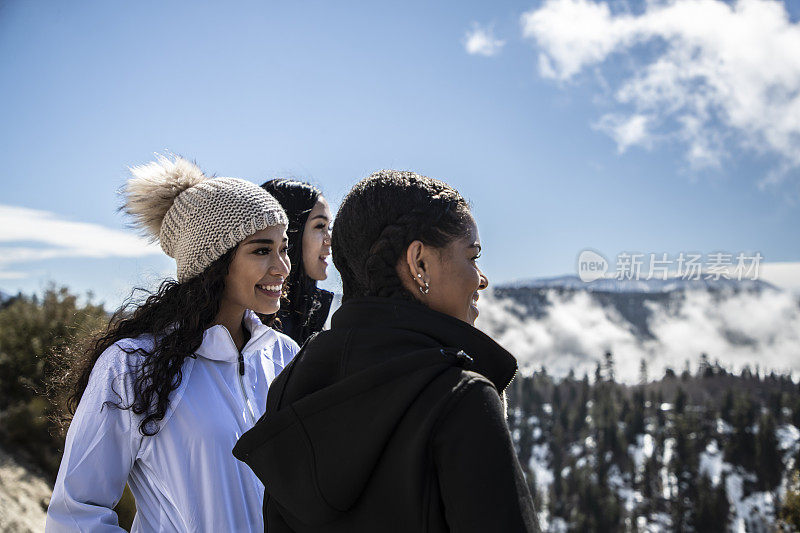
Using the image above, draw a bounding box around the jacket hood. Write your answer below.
[233,298,518,526]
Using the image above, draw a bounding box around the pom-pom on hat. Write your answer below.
[123,154,288,282]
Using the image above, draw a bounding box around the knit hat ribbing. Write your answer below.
[123,155,288,282]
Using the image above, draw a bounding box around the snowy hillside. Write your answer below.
[507,368,800,531]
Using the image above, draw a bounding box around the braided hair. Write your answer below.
[332,170,472,301]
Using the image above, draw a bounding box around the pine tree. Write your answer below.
[680,359,691,381]
[721,388,734,423]
[698,352,713,377]
[690,474,726,532]
[639,358,648,385]
[755,412,783,491]
[674,386,687,415]
[603,350,616,383]
[726,392,757,471]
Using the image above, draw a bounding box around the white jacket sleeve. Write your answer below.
[46,343,144,532]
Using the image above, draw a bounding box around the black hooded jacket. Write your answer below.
[233,298,539,532]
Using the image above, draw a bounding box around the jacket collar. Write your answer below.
[331,297,518,391]
[195,309,276,362]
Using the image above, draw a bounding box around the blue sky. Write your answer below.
[1,0,799,308]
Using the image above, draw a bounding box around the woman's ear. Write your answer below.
[400,240,429,296]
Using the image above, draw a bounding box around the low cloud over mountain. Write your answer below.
[476,276,800,382]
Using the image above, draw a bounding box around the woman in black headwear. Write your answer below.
[261,179,334,345]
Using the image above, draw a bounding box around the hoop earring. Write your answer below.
[416,273,430,295]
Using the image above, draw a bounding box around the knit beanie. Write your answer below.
[123,154,288,282]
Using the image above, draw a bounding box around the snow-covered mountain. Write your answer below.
[501,274,777,294]
[476,275,800,383]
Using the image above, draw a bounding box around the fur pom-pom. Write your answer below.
[123,154,207,241]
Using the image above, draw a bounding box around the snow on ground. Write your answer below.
[534,425,798,531]
[529,443,554,492]
[726,468,772,533]
[699,439,724,485]
[777,423,800,470]
[629,433,655,479]
[697,438,778,533]
[548,517,568,533]
[643,513,672,533]
[777,423,800,450]
[716,417,733,435]
[569,443,581,457]
[661,437,676,500]
[777,424,800,504]
[608,464,643,513]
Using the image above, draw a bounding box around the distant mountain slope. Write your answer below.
[477,275,800,382]
[500,274,777,294]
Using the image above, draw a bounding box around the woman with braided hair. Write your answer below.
[261,179,334,345]
[46,155,300,532]
[235,170,539,532]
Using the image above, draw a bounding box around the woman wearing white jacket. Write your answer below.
[46,155,300,532]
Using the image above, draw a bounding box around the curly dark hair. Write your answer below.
[52,247,245,436]
[332,170,473,301]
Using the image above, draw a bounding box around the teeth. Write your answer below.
[257,284,282,291]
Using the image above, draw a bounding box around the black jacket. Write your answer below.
[233,297,539,532]
[277,287,334,346]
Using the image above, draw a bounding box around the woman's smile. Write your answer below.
[256,282,283,299]
[470,292,480,318]
[302,197,333,281]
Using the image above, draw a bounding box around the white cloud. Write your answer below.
[595,113,652,152]
[760,261,800,293]
[476,280,800,383]
[0,204,161,278]
[522,0,800,174]
[0,271,28,280]
[464,24,506,57]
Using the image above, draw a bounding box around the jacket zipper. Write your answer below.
[238,352,256,426]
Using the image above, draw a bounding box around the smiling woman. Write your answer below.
[261,179,334,345]
[46,155,300,533]
[234,170,539,532]
[401,215,488,324]
[217,227,290,347]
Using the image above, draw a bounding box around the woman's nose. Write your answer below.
[272,255,291,277]
[478,271,489,290]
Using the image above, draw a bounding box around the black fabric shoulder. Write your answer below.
[431,376,540,532]
[430,372,495,441]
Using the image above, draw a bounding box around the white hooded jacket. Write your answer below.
[46,310,299,532]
